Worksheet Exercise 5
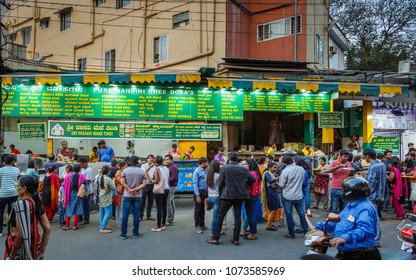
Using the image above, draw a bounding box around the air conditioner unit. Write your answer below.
[329,46,338,54]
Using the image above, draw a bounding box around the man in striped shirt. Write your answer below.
[0,155,20,237]
[324,149,354,213]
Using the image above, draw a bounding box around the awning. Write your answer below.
[207,77,408,96]
[1,71,201,85]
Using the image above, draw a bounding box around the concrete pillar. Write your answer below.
[362,100,373,149]
[303,113,314,144]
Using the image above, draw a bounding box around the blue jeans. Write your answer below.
[243,195,259,234]
[208,196,220,235]
[282,196,308,237]
[330,189,344,213]
[303,185,311,210]
[371,199,382,242]
[58,201,65,225]
[121,196,141,237]
[81,194,91,222]
[99,204,113,230]
[383,182,390,211]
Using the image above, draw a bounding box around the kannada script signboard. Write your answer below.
[372,137,399,155]
[2,85,243,121]
[244,92,331,112]
[2,85,333,121]
[318,111,344,128]
[18,123,46,140]
[48,121,221,140]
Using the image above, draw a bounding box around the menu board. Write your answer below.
[244,92,331,112]
[373,137,399,155]
[48,121,221,140]
[175,160,199,192]
[18,122,46,140]
[318,112,344,128]
[2,85,243,121]
[372,109,415,130]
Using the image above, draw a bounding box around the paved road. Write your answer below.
[1,199,412,260]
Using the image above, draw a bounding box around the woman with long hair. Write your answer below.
[97,165,116,233]
[261,162,280,231]
[41,165,60,221]
[295,156,312,217]
[4,175,51,260]
[62,164,86,230]
[148,155,170,232]
[388,158,406,219]
[206,159,223,237]
[242,158,262,240]
[113,161,128,228]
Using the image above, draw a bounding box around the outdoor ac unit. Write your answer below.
[329,46,338,54]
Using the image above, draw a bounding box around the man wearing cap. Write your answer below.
[97,140,115,162]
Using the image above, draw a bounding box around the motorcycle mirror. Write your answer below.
[327,213,341,223]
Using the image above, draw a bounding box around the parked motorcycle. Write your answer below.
[396,213,416,255]
[303,213,340,255]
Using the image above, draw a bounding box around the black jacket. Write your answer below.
[218,162,256,200]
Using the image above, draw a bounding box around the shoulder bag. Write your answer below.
[77,183,88,199]
[153,167,165,194]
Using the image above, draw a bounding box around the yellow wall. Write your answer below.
[179,141,207,159]
[4,1,226,72]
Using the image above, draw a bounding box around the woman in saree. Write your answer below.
[4,175,51,260]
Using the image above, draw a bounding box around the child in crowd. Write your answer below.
[58,185,65,227]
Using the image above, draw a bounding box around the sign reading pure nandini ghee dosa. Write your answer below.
[2,84,243,121]
[48,121,221,140]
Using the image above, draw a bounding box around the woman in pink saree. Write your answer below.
[388,159,405,219]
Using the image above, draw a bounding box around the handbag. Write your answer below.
[77,183,88,199]
[204,198,212,212]
[152,167,165,194]
[112,193,123,206]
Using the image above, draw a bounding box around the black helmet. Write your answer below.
[342,176,371,200]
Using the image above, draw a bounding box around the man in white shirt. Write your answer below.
[140,154,156,221]
[78,157,94,225]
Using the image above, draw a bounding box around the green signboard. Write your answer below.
[372,137,399,155]
[2,85,332,121]
[318,111,344,128]
[244,92,331,112]
[18,122,46,140]
[2,85,243,121]
[48,121,221,140]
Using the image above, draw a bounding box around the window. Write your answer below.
[96,0,105,6]
[8,33,17,43]
[153,35,168,63]
[21,27,31,45]
[77,57,87,71]
[315,34,324,65]
[105,49,116,72]
[116,0,131,9]
[257,16,301,42]
[173,11,189,28]
[40,17,49,30]
[59,8,72,31]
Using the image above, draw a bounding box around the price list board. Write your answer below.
[244,92,331,112]
[2,85,244,121]
[18,122,47,140]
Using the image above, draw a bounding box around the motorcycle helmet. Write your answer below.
[342,176,371,200]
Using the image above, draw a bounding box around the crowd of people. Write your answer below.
[2,138,416,260]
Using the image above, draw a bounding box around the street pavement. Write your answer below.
[1,196,412,260]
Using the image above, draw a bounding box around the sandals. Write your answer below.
[62,227,69,230]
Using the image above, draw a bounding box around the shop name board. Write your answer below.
[48,121,221,140]
[2,85,243,121]
[2,85,333,121]
[244,92,331,113]
[18,122,46,140]
[318,111,344,128]
[372,137,399,155]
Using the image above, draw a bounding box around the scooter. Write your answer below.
[396,213,416,255]
[303,213,340,255]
